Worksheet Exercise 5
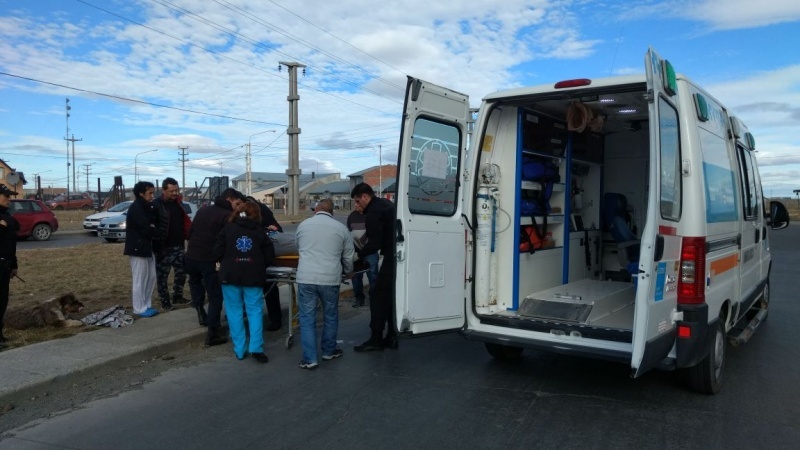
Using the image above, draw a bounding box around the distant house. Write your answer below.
[0,158,27,198]
[347,165,397,200]
[230,171,340,210]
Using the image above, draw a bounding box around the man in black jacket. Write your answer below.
[185,189,244,346]
[247,196,284,331]
[0,184,20,346]
[152,177,192,311]
[350,183,397,352]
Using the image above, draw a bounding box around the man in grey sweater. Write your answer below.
[295,199,355,370]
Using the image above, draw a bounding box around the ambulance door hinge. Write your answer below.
[644,89,655,103]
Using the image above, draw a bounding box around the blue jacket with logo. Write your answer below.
[213,217,275,287]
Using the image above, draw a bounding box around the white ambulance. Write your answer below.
[393,48,790,394]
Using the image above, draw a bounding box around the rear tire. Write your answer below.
[105,238,119,243]
[31,224,52,241]
[485,343,523,361]
[81,205,92,210]
[759,279,770,321]
[55,205,64,210]
[684,320,726,394]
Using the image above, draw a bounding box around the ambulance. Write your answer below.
[393,48,790,394]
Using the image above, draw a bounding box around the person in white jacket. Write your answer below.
[295,199,355,370]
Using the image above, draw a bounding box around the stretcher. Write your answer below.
[266,255,370,349]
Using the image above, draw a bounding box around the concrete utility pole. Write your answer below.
[82,163,93,191]
[65,134,82,192]
[247,130,276,196]
[178,147,188,193]
[64,98,71,198]
[280,61,305,215]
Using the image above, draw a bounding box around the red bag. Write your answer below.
[519,217,552,253]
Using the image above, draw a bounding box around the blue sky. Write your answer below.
[1,0,798,196]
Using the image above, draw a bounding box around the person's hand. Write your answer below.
[0,219,6,227]
[267,225,278,231]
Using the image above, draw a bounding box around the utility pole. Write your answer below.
[82,163,93,191]
[279,61,305,215]
[378,144,382,198]
[65,134,82,192]
[178,146,188,193]
[65,98,71,198]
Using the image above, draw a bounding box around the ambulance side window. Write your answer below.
[407,117,461,216]
[736,146,758,220]
[659,97,681,221]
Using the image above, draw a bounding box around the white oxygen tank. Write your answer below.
[475,186,494,313]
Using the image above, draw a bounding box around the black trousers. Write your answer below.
[263,282,282,325]
[0,269,10,337]
[184,257,223,329]
[369,259,395,338]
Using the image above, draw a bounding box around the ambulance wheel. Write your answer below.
[485,343,523,361]
[684,320,725,394]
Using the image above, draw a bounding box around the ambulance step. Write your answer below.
[727,309,767,347]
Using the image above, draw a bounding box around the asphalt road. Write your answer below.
[2,225,799,449]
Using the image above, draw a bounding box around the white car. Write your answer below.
[83,201,133,233]
[97,202,198,242]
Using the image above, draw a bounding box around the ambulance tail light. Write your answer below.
[554,79,591,89]
[678,237,706,304]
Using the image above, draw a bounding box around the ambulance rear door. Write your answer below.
[394,77,470,335]
[631,48,682,377]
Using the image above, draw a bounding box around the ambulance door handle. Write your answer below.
[754,228,760,243]
[396,219,405,243]
[653,235,664,262]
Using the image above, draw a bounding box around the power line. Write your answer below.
[0,71,284,126]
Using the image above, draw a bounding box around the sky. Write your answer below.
[0,0,799,197]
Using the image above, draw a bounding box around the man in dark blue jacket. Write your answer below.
[185,189,244,346]
[152,177,192,311]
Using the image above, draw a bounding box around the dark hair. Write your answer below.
[221,188,244,201]
[133,181,155,197]
[350,182,375,198]
[162,177,179,190]
[245,196,262,204]
[229,200,262,223]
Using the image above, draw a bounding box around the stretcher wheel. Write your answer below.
[285,335,293,349]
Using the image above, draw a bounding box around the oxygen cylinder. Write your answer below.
[475,186,494,313]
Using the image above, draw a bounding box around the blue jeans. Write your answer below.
[297,283,341,364]
[221,284,264,359]
[352,253,379,301]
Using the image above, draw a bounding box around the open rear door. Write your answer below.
[631,48,682,376]
[394,77,469,335]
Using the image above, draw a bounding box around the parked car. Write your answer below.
[46,193,95,210]
[83,201,133,233]
[97,202,198,243]
[9,199,59,241]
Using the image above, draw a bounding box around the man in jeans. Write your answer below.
[295,199,354,370]
[347,205,378,308]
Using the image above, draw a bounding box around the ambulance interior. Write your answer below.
[476,82,652,338]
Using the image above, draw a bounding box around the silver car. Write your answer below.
[97,202,198,243]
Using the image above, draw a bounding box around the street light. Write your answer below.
[135,149,158,182]
[247,129,276,196]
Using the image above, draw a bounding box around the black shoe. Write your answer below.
[0,334,6,344]
[196,307,208,327]
[204,332,228,348]
[251,352,269,363]
[173,295,190,305]
[354,338,384,352]
[162,300,174,311]
[265,322,282,332]
[383,335,399,350]
[352,299,365,308]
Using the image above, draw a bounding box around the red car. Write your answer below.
[10,199,60,241]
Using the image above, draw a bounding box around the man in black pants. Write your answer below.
[185,188,243,346]
[0,184,20,348]
[247,196,284,331]
[350,183,397,352]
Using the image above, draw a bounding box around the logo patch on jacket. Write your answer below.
[236,236,253,252]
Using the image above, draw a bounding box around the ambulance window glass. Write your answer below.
[737,146,757,220]
[407,117,461,216]
[659,97,681,221]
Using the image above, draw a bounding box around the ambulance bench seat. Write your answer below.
[602,193,640,274]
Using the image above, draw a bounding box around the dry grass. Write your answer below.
[52,210,314,232]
